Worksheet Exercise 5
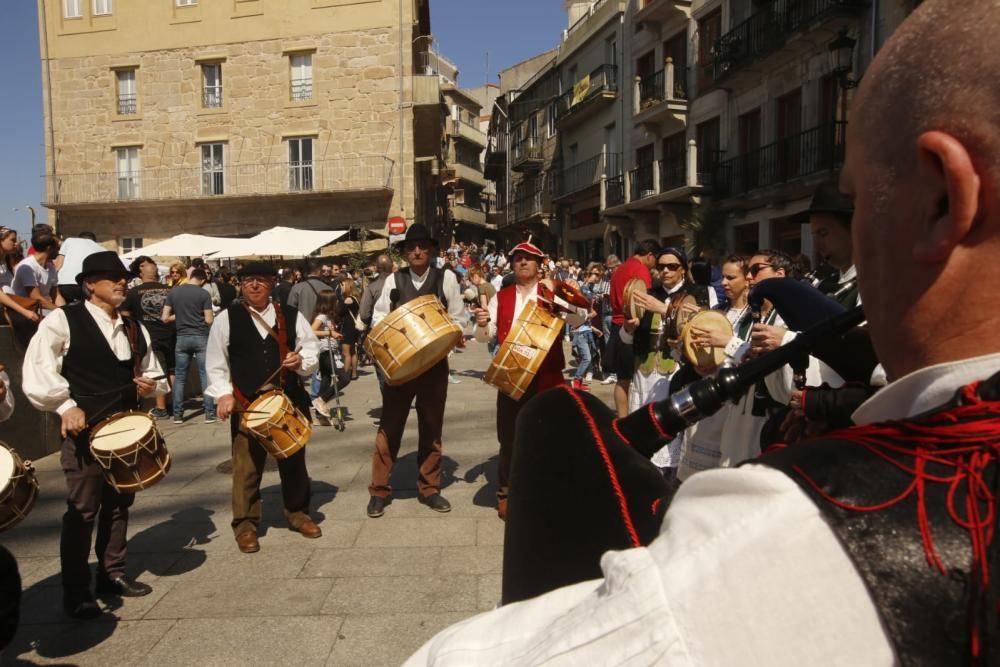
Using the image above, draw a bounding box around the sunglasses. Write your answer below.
[657,262,682,271]
[748,263,773,277]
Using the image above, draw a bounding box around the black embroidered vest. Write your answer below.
[757,378,1000,666]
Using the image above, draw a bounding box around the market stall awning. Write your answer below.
[320,238,389,257]
[121,234,234,261]
[208,227,349,259]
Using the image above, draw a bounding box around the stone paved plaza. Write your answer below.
[0,338,611,666]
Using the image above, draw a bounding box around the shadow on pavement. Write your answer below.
[4,617,118,664]
[129,507,216,577]
[464,456,499,508]
[388,454,459,500]
[257,480,339,536]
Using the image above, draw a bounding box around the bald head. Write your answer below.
[844,0,1000,378]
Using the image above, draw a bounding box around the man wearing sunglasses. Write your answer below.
[608,240,661,417]
[365,224,465,519]
[206,262,322,554]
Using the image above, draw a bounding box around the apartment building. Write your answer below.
[38,0,439,252]
[441,85,489,244]
[553,0,628,263]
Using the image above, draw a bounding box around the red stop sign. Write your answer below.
[387,216,407,235]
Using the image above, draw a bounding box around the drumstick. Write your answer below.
[258,345,302,391]
[85,375,170,427]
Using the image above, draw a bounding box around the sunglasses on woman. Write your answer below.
[657,262,682,271]
[748,263,773,277]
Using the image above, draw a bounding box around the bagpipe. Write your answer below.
[502,278,879,604]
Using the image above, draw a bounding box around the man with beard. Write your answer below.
[23,252,167,619]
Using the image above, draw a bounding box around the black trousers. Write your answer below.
[0,545,20,650]
[60,436,134,599]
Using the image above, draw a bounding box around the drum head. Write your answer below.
[247,393,287,428]
[682,310,734,369]
[0,446,13,487]
[623,279,648,321]
[91,414,154,452]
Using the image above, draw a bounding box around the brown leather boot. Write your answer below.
[236,531,260,553]
[292,519,322,539]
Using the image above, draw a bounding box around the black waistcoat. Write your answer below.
[227,302,310,428]
[756,385,1000,666]
[391,267,445,311]
[62,301,147,441]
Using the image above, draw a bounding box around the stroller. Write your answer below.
[316,343,351,431]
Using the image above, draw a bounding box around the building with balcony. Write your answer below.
[38,0,437,252]
[553,0,628,263]
[440,85,492,244]
[684,0,879,258]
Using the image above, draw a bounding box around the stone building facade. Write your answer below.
[37,0,437,252]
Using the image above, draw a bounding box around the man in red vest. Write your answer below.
[474,241,568,520]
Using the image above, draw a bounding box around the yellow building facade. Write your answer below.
[37,0,435,252]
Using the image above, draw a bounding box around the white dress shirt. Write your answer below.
[204,302,319,399]
[371,267,466,328]
[408,353,1000,666]
[22,300,167,417]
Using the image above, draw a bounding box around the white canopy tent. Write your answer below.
[121,234,235,261]
[208,227,349,259]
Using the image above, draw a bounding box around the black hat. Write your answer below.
[75,251,130,284]
[237,261,279,279]
[399,223,433,247]
[805,180,854,217]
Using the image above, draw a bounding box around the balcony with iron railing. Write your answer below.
[555,153,622,200]
[629,163,656,202]
[117,93,137,116]
[713,121,846,199]
[44,156,396,207]
[602,140,708,211]
[709,0,867,87]
[604,174,626,208]
[416,50,459,82]
[634,59,688,128]
[203,86,223,109]
[510,189,546,224]
[512,136,545,172]
[556,64,619,129]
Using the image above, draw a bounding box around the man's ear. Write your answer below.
[912,131,981,263]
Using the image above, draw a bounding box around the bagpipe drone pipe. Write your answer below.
[502,279,878,604]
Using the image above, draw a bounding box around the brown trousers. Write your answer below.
[60,437,134,597]
[231,431,311,537]
[369,359,448,498]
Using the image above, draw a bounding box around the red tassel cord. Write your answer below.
[789,382,1000,661]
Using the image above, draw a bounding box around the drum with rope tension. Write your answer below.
[364,294,463,386]
[0,443,38,532]
[89,412,171,493]
[240,389,311,459]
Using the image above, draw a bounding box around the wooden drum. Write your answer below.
[622,279,648,321]
[0,443,38,532]
[90,412,171,493]
[681,310,734,371]
[241,390,311,459]
[364,295,463,386]
[484,301,564,401]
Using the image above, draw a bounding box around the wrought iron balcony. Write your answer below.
[629,163,656,202]
[554,153,621,200]
[510,188,546,224]
[291,79,313,101]
[117,94,137,116]
[203,86,223,108]
[604,174,625,208]
[711,0,867,84]
[634,61,688,128]
[713,121,846,199]
[512,136,545,172]
[556,64,619,128]
[44,156,396,207]
[659,153,687,193]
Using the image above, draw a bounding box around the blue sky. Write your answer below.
[0,1,564,236]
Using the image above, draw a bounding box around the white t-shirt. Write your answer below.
[313,313,336,352]
[12,256,58,299]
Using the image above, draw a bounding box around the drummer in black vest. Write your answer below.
[366,224,465,518]
[205,261,322,554]
[22,251,167,620]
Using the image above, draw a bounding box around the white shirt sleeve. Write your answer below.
[442,271,466,326]
[21,308,76,416]
[0,371,14,422]
[486,292,498,340]
[294,312,320,377]
[372,274,395,327]
[137,322,169,395]
[204,310,233,399]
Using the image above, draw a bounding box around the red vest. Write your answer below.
[496,284,566,393]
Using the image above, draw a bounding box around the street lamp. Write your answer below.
[828,30,859,89]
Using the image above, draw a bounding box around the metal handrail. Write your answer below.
[203,87,223,108]
[556,64,619,119]
[117,94,137,115]
[629,163,655,201]
[556,152,621,198]
[44,156,396,206]
[605,174,625,208]
[291,79,313,101]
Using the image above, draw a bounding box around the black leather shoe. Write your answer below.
[366,495,387,518]
[64,594,101,620]
[96,574,153,598]
[419,493,452,513]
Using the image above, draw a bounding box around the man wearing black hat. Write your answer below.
[22,251,168,619]
[365,224,465,518]
[804,180,859,309]
[205,261,322,554]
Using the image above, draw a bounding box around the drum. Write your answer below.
[241,390,311,459]
[364,294,464,386]
[90,412,171,493]
[484,301,564,401]
[681,310,734,370]
[622,279,647,321]
[0,443,38,532]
